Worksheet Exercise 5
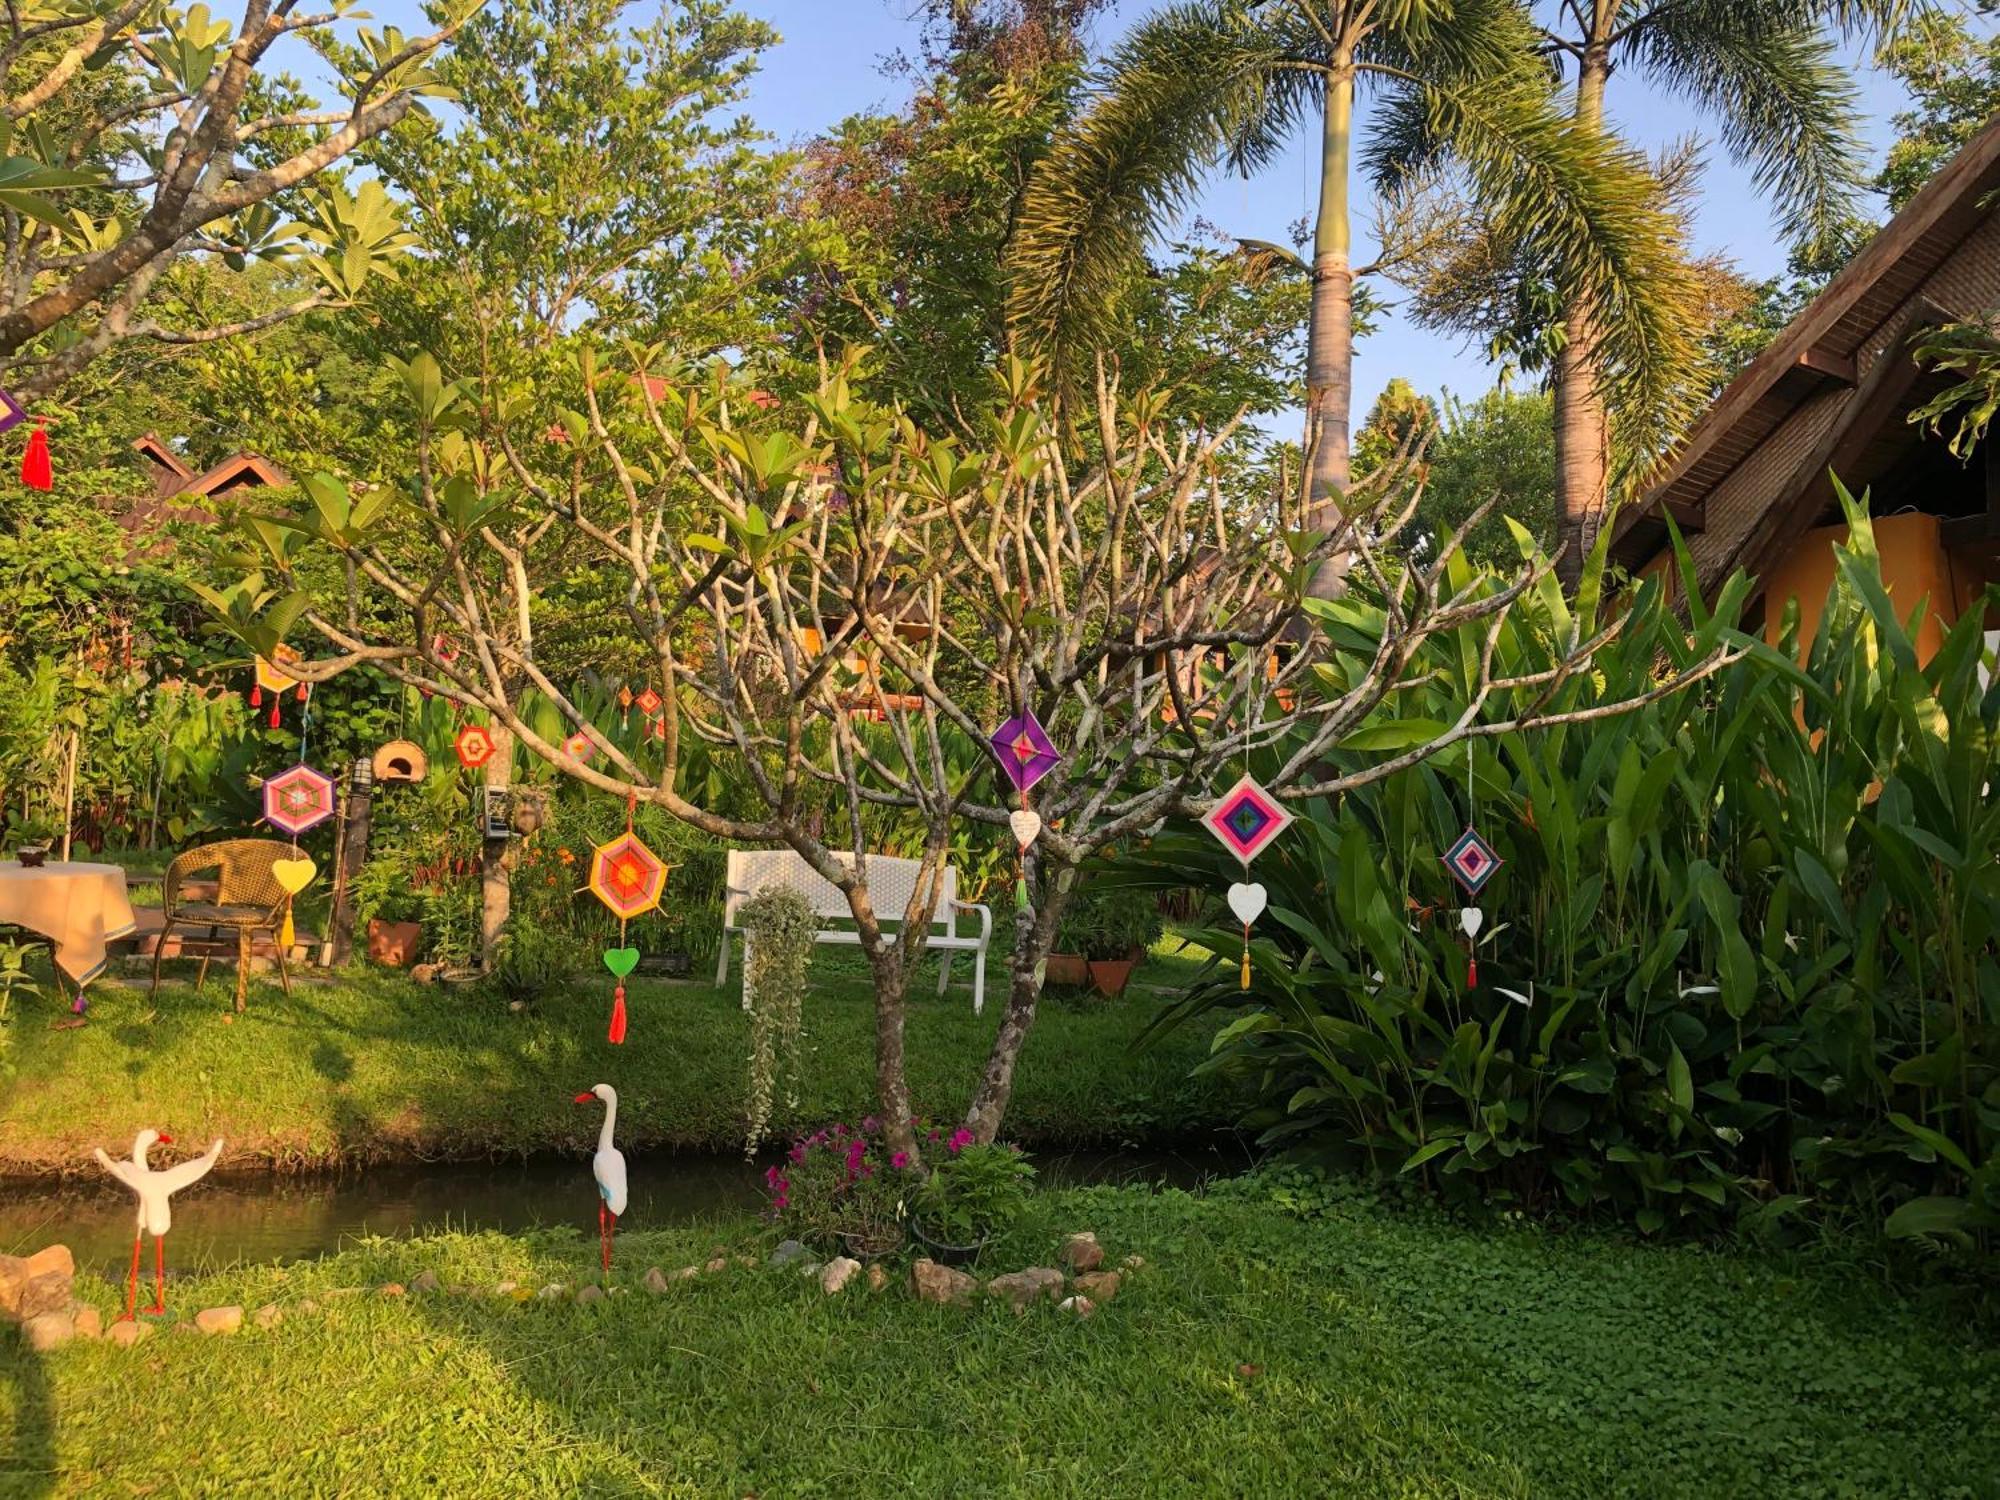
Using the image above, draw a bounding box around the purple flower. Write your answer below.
[947,1129,973,1155]
[862,1115,881,1134]
[891,1151,909,1168]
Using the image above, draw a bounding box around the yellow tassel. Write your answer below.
[1240,946,1251,990]
[280,906,295,951]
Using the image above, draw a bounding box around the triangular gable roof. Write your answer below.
[1612,112,2000,582]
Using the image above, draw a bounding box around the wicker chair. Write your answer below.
[150,839,296,1009]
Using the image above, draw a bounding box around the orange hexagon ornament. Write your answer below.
[587,832,668,921]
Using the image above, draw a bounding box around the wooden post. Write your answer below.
[59,730,79,863]
[479,725,515,972]
[327,760,372,966]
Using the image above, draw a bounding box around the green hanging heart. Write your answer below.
[602,947,640,979]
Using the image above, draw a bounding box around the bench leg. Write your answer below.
[973,946,986,1016]
[937,950,953,995]
[715,931,731,987]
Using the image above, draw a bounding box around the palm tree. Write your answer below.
[1533,0,1906,583]
[1004,0,1694,596]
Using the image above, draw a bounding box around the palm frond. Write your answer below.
[1621,0,1867,256]
[1003,0,1322,392]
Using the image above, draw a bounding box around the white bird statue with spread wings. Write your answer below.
[93,1129,224,1321]
[574,1084,628,1276]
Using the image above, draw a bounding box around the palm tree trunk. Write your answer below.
[1305,61,1355,600]
[1553,29,1613,591]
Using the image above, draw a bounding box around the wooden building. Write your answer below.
[1610,114,2000,656]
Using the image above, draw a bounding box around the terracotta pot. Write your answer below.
[1044,952,1089,988]
[1087,957,1137,998]
[367,918,423,967]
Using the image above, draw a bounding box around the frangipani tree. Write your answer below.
[0,0,480,395]
[206,346,1736,1159]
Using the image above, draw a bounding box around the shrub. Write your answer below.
[1056,880,1164,962]
[767,1120,911,1251]
[739,886,816,1153]
[909,1135,1036,1243]
[486,920,588,1001]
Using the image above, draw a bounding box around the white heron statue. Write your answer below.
[93,1129,224,1320]
[573,1084,628,1275]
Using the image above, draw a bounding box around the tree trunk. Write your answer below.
[962,859,1077,1143]
[479,723,514,972]
[865,942,920,1162]
[1553,34,1613,592]
[1305,62,1356,600]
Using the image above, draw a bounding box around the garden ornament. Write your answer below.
[250,645,309,730]
[574,1084,628,1275]
[585,796,668,1044]
[989,707,1060,911]
[93,1129,224,1321]
[1203,774,1294,990]
[1,389,50,490]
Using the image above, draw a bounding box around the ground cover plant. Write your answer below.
[1,1180,1993,1497]
[0,944,1228,1176]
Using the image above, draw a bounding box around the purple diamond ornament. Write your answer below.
[989,709,1060,794]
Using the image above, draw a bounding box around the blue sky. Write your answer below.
[740,0,1924,419]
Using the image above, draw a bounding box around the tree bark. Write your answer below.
[962,859,1077,1143]
[1305,61,1355,600]
[479,723,514,972]
[1553,25,1614,592]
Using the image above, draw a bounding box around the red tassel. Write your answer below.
[250,683,262,708]
[269,702,281,730]
[296,682,307,702]
[20,424,50,490]
[608,985,628,1045]
[1467,956,1478,987]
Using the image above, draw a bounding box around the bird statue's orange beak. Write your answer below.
[156,1132,174,1144]
[572,1093,594,1104]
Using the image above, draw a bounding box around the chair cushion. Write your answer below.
[171,903,272,926]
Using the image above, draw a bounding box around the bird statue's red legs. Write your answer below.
[122,1233,142,1322]
[599,1202,613,1275]
[149,1235,168,1315]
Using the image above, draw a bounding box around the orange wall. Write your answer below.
[1761,512,1960,661]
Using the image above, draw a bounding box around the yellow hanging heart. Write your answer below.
[272,857,318,895]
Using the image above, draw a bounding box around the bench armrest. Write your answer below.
[948,899,992,948]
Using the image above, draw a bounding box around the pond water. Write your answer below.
[0,1141,1251,1283]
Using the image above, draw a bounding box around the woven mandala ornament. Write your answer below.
[1442,826,1502,986]
[251,646,309,730]
[564,731,595,763]
[263,763,335,837]
[989,708,1060,910]
[1203,775,1294,990]
[455,723,497,770]
[587,812,669,1045]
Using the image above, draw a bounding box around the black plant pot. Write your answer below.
[908,1217,989,1267]
[15,846,47,869]
[837,1227,904,1261]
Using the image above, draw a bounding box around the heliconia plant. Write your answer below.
[1131,485,1998,1245]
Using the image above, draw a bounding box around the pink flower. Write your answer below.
[862,1115,881,1133]
[891,1151,909,1168]
[789,1144,807,1163]
[947,1129,973,1155]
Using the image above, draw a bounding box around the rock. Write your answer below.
[297,1299,320,1315]
[494,1281,518,1296]
[799,1261,822,1278]
[17,1272,71,1322]
[1059,1233,1104,1273]
[911,1258,978,1308]
[22,1311,73,1350]
[22,1245,75,1281]
[1057,1295,1097,1319]
[675,1266,700,1281]
[986,1267,1065,1313]
[1071,1270,1121,1303]
[194,1305,243,1336]
[377,1283,406,1298]
[411,1271,439,1294]
[866,1263,889,1293]
[819,1257,862,1295]
[106,1319,151,1349]
[576,1285,604,1305]
[411,963,441,984]
[507,1000,528,1013]
[253,1303,282,1330]
[643,1267,669,1294]
[537,1284,568,1300]
[1120,1254,1146,1272]
[72,1306,102,1340]
[737,1256,758,1270]
[767,1239,807,1268]
[704,1256,728,1274]
[323,1287,362,1299]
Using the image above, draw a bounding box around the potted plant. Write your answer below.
[353,854,425,966]
[908,1133,1035,1264]
[768,1120,912,1258]
[9,816,58,868]
[1057,884,1162,998]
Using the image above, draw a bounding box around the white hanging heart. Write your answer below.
[1227,882,1267,926]
[1008,809,1043,848]
[1459,906,1485,940]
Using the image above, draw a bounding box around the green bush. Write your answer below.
[1134,489,2000,1242]
[1056,879,1165,962]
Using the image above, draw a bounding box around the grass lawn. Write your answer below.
[0,941,1231,1176]
[3,1181,1993,1498]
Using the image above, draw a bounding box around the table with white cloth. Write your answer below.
[0,861,139,987]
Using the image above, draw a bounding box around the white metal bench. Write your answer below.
[716,849,993,1014]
